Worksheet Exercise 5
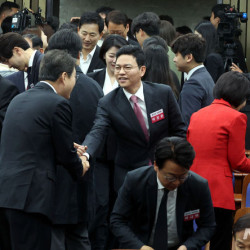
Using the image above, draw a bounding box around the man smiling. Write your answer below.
[78,12,105,74]
[82,45,186,192]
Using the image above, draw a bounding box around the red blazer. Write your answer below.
[187,99,250,210]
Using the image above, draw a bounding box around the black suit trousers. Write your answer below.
[0,208,51,250]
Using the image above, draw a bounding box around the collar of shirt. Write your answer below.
[81,46,97,61]
[123,82,144,102]
[40,81,57,93]
[186,64,204,80]
[28,50,37,67]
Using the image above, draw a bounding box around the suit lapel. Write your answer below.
[115,88,148,142]
[176,180,189,239]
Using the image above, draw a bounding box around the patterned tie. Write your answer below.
[130,95,149,141]
[153,188,169,250]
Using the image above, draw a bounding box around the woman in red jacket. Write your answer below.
[187,71,250,250]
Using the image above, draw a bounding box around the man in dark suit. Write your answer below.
[110,137,216,250]
[78,12,106,74]
[0,32,43,91]
[81,45,186,192]
[106,10,139,45]
[171,33,215,129]
[0,75,19,137]
[46,29,103,250]
[0,50,88,250]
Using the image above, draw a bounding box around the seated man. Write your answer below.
[233,213,250,250]
[110,137,216,250]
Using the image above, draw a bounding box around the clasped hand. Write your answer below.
[74,143,89,176]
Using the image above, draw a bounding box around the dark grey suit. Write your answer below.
[110,166,216,249]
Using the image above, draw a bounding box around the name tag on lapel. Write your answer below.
[150,109,165,123]
[184,209,200,221]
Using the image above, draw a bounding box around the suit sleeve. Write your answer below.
[51,100,83,179]
[227,113,250,172]
[0,83,19,134]
[178,81,205,129]
[110,174,145,249]
[167,87,186,137]
[183,180,216,249]
[83,98,111,157]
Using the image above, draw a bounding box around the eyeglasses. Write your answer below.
[161,172,190,183]
[114,65,138,73]
[109,28,126,36]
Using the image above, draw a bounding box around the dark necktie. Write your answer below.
[130,95,149,141]
[27,67,32,89]
[153,188,169,250]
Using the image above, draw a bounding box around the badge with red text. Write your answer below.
[150,109,165,123]
[184,209,200,221]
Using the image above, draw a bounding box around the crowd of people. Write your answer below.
[0,1,250,250]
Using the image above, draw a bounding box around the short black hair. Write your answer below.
[131,12,160,36]
[23,34,43,49]
[105,10,128,27]
[59,22,78,33]
[159,14,174,26]
[0,1,19,9]
[211,4,230,18]
[47,29,82,59]
[39,49,76,82]
[233,213,250,239]
[99,34,128,63]
[143,35,167,51]
[171,33,206,63]
[79,12,104,34]
[213,71,250,107]
[1,16,12,33]
[154,137,195,170]
[116,45,145,68]
[0,32,30,59]
[46,16,59,32]
[176,26,192,35]
[95,6,114,15]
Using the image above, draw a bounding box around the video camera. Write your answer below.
[217,5,248,71]
[11,7,44,32]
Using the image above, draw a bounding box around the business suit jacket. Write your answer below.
[52,66,103,224]
[84,81,186,191]
[187,99,250,210]
[110,166,216,249]
[0,82,83,220]
[0,76,19,136]
[178,67,214,129]
[87,68,106,89]
[87,46,106,74]
[6,50,44,92]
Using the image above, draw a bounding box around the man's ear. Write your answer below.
[60,72,67,85]
[13,46,23,55]
[153,161,158,172]
[99,31,104,39]
[186,53,193,63]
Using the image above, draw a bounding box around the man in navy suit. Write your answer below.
[47,28,103,250]
[0,32,43,92]
[0,50,88,250]
[81,45,186,192]
[171,33,215,129]
[78,12,106,74]
[110,137,216,250]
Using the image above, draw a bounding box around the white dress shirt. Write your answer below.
[103,68,119,95]
[79,46,97,74]
[149,176,180,247]
[123,82,149,131]
[24,50,37,90]
[40,81,57,93]
[184,64,204,81]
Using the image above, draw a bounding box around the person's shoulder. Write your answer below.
[126,165,154,181]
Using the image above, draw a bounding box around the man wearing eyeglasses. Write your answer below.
[110,137,216,250]
[106,10,138,45]
[81,45,186,193]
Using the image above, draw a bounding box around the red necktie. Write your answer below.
[130,95,149,141]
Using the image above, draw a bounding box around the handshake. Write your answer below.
[74,143,89,177]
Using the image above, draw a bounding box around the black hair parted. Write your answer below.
[79,12,104,34]
[154,137,195,170]
[116,45,145,67]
